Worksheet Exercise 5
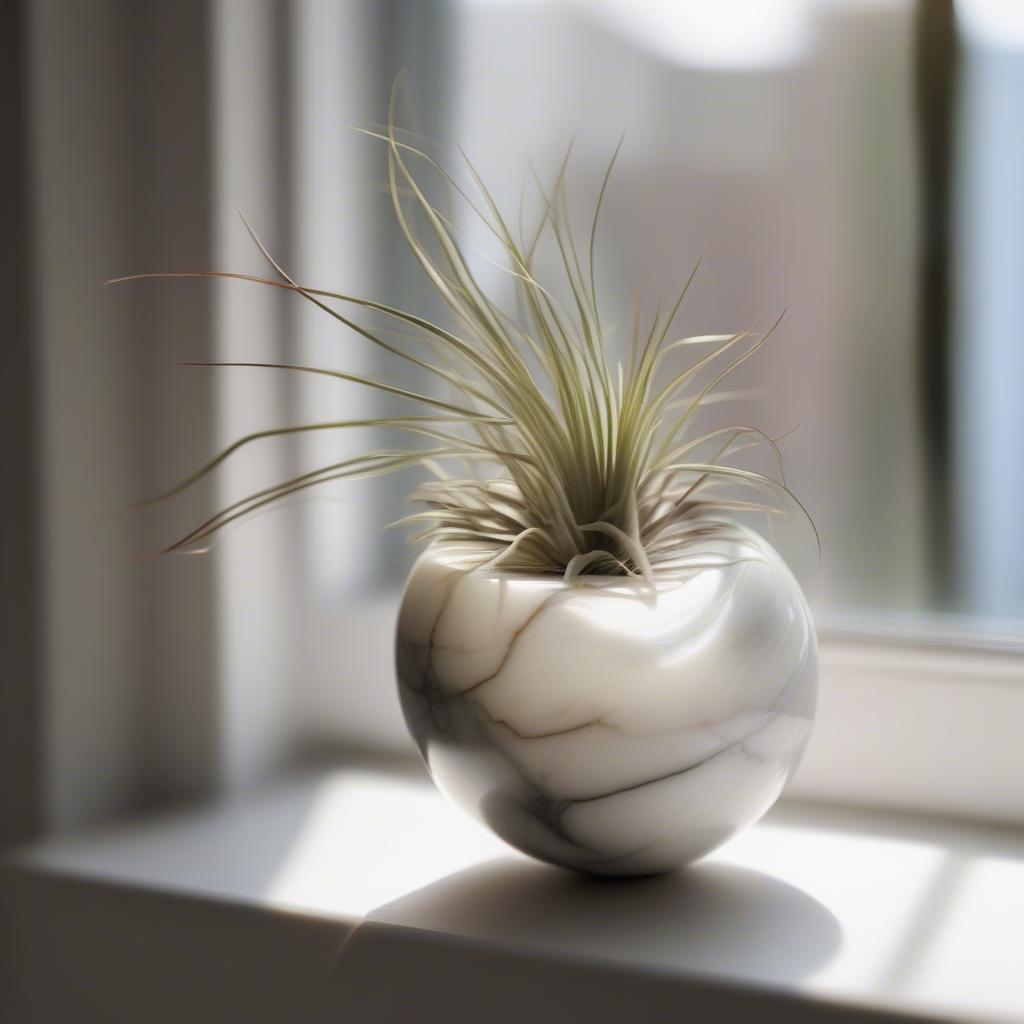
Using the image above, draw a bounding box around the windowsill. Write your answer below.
[4,761,1023,1023]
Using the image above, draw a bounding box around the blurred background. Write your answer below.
[3,0,1022,840]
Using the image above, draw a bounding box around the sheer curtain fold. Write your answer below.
[27,0,220,832]
[22,0,387,832]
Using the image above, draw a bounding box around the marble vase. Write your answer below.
[395,530,817,876]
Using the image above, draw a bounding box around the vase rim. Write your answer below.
[418,528,776,592]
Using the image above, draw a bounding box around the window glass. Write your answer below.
[324,0,1022,631]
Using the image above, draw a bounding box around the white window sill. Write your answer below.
[3,762,1023,1023]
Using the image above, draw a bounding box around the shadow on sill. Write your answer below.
[370,854,842,985]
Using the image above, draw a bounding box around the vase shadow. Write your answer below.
[370,855,841,985]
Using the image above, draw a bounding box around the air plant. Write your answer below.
[112,84,813,583]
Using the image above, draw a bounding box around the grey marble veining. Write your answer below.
[395,531,817,876]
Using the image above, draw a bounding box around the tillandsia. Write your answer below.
[112,82,815,582]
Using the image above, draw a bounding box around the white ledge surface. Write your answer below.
[4,763,1024,1023]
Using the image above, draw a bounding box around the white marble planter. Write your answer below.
[395,530,817,876]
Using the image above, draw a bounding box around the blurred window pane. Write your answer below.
[334,0,1019,627]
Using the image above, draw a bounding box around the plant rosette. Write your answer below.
[397,531,815,876]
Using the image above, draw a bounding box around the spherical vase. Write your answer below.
[395,529,817,876]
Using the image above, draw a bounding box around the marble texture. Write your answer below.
[395,531,817,876]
